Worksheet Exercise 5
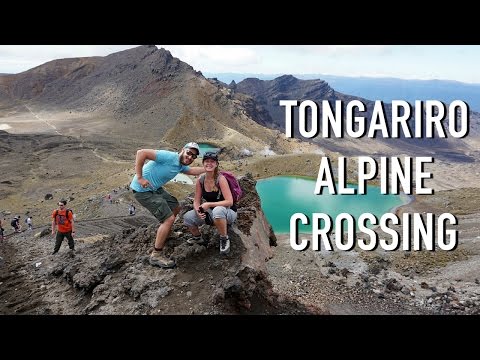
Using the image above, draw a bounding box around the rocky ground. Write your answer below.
[2,174,480,315]
[266,186,480,315]
[0,177,318,315]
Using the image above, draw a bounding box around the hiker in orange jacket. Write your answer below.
[51,199,75,254]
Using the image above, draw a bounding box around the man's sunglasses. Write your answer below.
[185,150,197,159]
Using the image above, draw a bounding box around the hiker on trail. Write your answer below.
[0,218,5,241]
[11,216,21,233]
[26,216,33,230]
[51,199,75,255]
[183,151,236,255]
[130,142,205,268]
[128,204,136,216]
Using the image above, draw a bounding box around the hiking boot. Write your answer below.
[51,251,58,255]
[186,236,207,246]
[219,236,230,255]
[149,250,176,268]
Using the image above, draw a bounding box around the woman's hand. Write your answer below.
[201,202,211,210]
[197,206,206,219]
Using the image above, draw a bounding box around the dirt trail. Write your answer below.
[23,103,61,135]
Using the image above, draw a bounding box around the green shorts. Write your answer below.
[133,187,179,222]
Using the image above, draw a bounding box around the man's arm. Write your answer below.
[183,167,206,176]
[51,219,56,235]
[69,212,75,234]
[135,149,157,178]
[135,149,157,188]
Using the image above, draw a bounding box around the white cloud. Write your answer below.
[159,45,259,71]
[0,45,138,74]
[1,45,479,83]
[293,45,391,54]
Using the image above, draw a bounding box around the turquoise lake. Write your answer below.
[256,176,407,234]
[198,143,220,156]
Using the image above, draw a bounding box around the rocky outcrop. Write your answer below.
[0,173,316,314]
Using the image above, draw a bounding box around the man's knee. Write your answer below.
[163,214,175,224]
[173,206,181,216]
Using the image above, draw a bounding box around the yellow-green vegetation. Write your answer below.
[219,152,341,179]
[360,247,470,275]
[390,247,470,273]
[412,188,480,216]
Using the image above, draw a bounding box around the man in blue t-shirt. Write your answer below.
[130,142,204,268]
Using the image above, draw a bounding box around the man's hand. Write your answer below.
[138,178,152,189]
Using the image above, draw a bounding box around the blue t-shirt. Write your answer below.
[130,150,190,192]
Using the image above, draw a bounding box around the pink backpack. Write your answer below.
[219,171,243,203]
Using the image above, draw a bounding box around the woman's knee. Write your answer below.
[227,210,237,225]
[183,210,198,227]
[212,206,227,219]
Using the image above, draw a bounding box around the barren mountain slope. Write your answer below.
[0,46,321,156]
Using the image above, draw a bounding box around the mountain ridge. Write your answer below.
[230,74,480,159]
[206,71,480,112]
[0,46,318,156]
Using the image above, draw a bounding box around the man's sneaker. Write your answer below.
[219,236,230,254]
[187,236,206,246]
[149,250,176,268]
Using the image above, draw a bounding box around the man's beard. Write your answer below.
[179,153,193,166]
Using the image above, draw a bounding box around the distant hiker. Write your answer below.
[130,142,205,268]
[26,216,33,230]
[0,218,5,241]
[11,216,21,233]
[183,152,237,255]
[51,199,75,255]
[107,193,112,204]
[128,204,136,216]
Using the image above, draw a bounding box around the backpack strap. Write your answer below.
[216,174,224,200]
[199,174,206,194]
[54,209,71,224]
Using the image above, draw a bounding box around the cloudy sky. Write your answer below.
[1,45,479,84]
